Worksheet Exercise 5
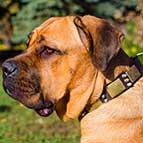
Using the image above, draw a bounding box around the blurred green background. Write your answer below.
[0,0,143,143]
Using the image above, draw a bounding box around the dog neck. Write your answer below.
[80,49,135,119]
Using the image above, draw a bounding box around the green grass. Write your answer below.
[0,71,80,143]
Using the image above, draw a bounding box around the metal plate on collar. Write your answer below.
[106,78,126,98]
[126,65,142,83]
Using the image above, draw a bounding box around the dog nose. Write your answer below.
[2,61,18,77]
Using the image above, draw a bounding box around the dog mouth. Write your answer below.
[4,84,54,117]
[3,77,54,117]
[4,86,54,117]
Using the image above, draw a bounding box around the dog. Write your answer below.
[2,15,143,143]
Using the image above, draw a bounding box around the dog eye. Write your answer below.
[40,46,56,58]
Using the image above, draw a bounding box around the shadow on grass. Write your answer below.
[0,105,11,112]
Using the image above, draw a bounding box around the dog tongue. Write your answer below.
[38,108,49,116]
[35,104,54,117]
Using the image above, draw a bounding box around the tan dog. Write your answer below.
[2,15,143,143]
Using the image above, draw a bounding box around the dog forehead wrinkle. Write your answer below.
[38,17,66,33]
[37,35,45,43]
[36,19,80,53]
[39,17,72,37]
[28,29,48,48]
[38,17,62,30]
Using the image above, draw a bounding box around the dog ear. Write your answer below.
[74,15,124,71]
[56,16,124,121]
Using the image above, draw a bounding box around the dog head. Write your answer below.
[2,15,123,121]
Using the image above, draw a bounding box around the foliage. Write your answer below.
[0,0,139,45]
[0,0,22,48]
[122,17,143,58]
[11,0,87,43]
[11,0,65,43]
